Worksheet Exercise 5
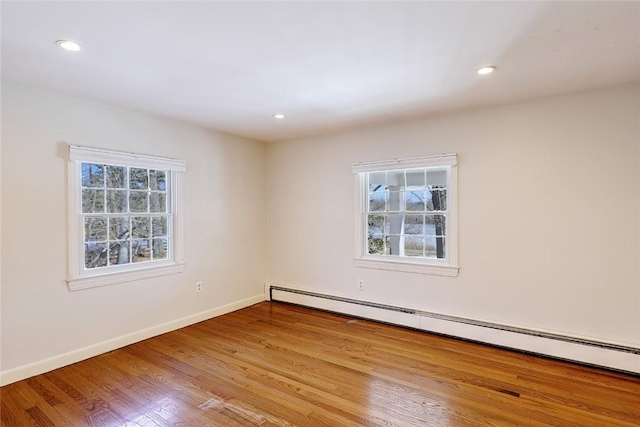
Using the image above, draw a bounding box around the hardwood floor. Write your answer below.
[1,302,639,426]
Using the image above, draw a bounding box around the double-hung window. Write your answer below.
[353,154,459,277]
[68,145,186,290]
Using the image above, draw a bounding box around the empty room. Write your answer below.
[1,1,639,426]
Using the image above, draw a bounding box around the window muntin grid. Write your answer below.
[80,162,171,270]
[365,167,448,260]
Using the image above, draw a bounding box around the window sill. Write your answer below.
[67,263,185,291]
[354,258,459,277]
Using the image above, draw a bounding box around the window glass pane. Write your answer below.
[386,171,405,190]
[84,217,107,242]
[132,239,151,263]
[426,189,447,211]
[384,235,393,255]
[106,165,126,188]
[109,241,130,266]
[387,191,402,211]
[81,163,104,188]
[426,169,447,187]
[369,192,386,212]
[150,192,166,213]
[406,170,425,188]
[75,154,179,278]
[132,216,151,238]
[387,214,403,235]
[152,217,168,237]
[425,237,446,259]
[109,217,130,240]
[106,190,127,213]
[85,243,107,269]
[129,191,148,213]
[405,190,425,211]
[152,238,168,260]
[130,168,148,190]
[362,163,452,264]
[367,214,386,236]
[425,215,446,236]
[404,215,423,235]
[368,234,384,255]
[369,172,386,192]
[82,189,105,213]
[150,170,167,191]
[434,215,446,236]
[404,235,424,257]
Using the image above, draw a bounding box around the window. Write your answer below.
[68,145,186,290]
[353,154,458,276]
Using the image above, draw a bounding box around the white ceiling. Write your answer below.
[2,1,639,142]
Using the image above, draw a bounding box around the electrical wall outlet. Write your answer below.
[196,281,203,292]
[358,279,364,290]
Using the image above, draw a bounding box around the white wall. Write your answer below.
[2,81,638,383]
[266,83,640,347]
[0,83,266,375]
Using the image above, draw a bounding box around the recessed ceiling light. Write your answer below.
[273,114,285,119]
[56,40,81,51]
[477,66,496,75]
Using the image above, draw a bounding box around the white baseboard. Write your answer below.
[0,294,265,386]
[266,284,640,375]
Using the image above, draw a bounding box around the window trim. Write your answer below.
[67,145,186,291]
[353,153,459,277]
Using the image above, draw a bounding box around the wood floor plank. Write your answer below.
[2,301,639,426]
[184,320,530,426]
[196,314,554,425]
[240,303,640,424]
[1,392,37,427]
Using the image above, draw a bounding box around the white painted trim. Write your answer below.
[67,145,187,289]
[274,287,420,329]
[446,162,458,267]
[353,173,366,259]
[354,258,459,277]
[264,282,273,300]
[353,154,459,276]
[68,159,81,283]
[69,145,186,171]
[265,284,640,374]
[417,315,640,375]
[352,153,457,173]
[67,262,185,291]
[0,294,266,386]
[170,169,185,264]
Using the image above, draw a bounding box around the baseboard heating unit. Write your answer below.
[266,284,640,375]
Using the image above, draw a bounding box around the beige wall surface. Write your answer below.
[2,81,638,379]
[0,82,267,372]
[266,83,640,346]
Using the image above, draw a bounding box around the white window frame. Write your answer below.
[353,153,459,277]
[67,145,186,291]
